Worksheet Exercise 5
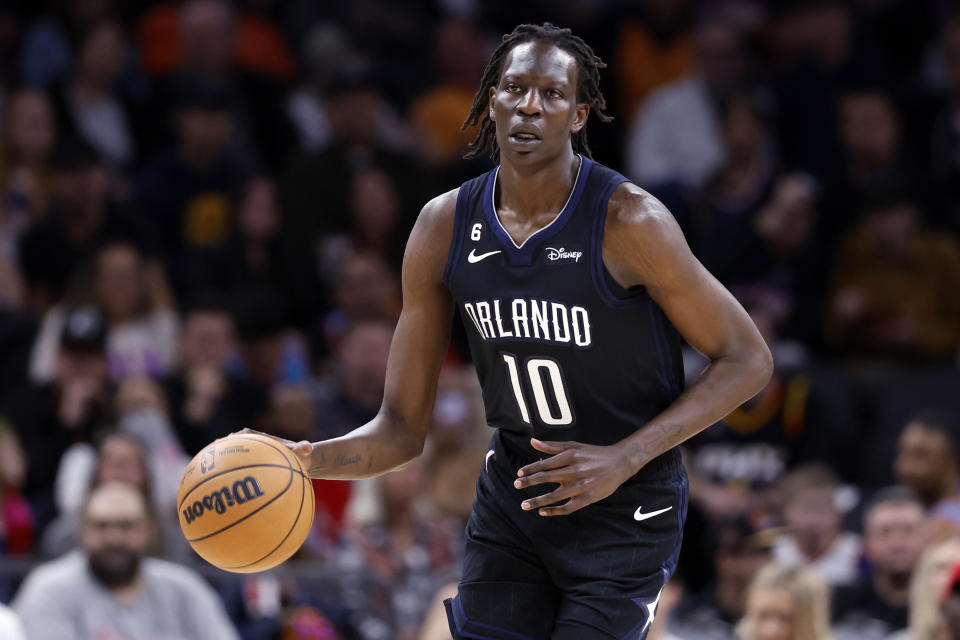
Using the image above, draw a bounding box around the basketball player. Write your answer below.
[249,23,772,639]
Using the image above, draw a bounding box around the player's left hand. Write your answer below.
[513,438,635,516]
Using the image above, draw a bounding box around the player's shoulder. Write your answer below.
[606,181,681,241]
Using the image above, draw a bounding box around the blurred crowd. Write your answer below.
[0,0,958,639]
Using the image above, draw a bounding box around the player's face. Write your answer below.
[488,41,588,167]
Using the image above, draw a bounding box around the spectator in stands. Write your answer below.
[624,19,746,190]
[408,19,488,170]
[42,431,154,558]
[3,305,114,516]
[340,459,462,640]
[832,486,925,638]
[823,188,960,365]
[188,176,319,331]
[18,136,146,317]
[14,482,239,639]
[894,411,960,511]
[164,297,265,455]
[317,167,407,279]
[281,67,427,247]
[671,516,777,640]
[141,0,294,170]
[736,563,834,640]
[50,19,141,172]
[43,387,190,562]
[132,75,251,294]
[314,317,393,441]
[17,0,116,88]
[745,174,825,344]
[819,86,911,238]
[285,23,360,153]
[321,252,401,352]
[686,93,779,282]
[888,535,960,640]
[232,284,311,391]
[769,0,863,182]
[29,240,179,382]
[0,90,56,258]
[772,464,860,586]
[615,0,695,121]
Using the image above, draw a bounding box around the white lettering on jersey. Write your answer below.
[462,298,593,347]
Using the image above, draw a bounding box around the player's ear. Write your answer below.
[488,86,497,121]
[571,103,589,134]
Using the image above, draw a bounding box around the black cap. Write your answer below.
[60,306,107,353]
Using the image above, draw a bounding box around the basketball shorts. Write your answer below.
[445,429,688,640]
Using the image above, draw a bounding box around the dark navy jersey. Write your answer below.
[443,155,685,475]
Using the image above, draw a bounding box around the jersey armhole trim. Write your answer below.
[591,176,648,309]
[443,181,473,289]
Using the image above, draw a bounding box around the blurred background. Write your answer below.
[0,0,959,639]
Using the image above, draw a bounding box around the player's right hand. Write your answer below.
[231,427,315,474]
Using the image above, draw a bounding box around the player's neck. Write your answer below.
[496,150,580,220]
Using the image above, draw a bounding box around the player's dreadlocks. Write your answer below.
[462,23,612,161]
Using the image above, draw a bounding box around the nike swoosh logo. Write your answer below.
[634,506,673,521]
[467,249,502,263]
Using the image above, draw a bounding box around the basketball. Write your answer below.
[177,433,315,573]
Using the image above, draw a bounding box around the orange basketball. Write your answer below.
[177,433,314,573]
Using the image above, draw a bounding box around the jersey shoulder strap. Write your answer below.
[442,172,491,287]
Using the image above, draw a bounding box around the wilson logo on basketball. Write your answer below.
[182,477,265,524]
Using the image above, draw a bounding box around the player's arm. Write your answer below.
[515,184,773,515]
[607,184,774,466]
[247,191,457,479]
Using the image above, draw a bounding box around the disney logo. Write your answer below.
[545,247,582,262]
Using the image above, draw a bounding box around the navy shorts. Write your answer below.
[445,429,688,640]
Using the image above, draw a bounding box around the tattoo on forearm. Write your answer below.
[637,422,683,461]
[334,453,362,467]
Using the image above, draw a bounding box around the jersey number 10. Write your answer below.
[501,353,574,426]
